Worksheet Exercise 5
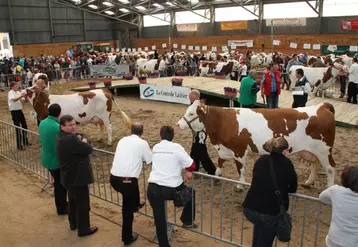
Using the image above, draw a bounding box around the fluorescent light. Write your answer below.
[88,4,98,9]
[135,6,146,10]
[105,10,115,15]
[118,0,130,3]
[153,3,163,8]
[190,0,199,4]
[166,2,174,6]
[103,1,113,7]
[119,8,130,12]
[71,0,81,3]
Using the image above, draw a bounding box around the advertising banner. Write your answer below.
[341,20,358,30]
[139,84,190,105]
[266,18,306,26]
[220,21,248,30]
[176,24,198,32]
[89,64,129,77]
[227,40,253,47]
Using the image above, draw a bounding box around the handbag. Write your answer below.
[173,185,193,207]
[268,157,292,242]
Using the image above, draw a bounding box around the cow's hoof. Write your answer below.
[107,142,112,146]
[215,168,222,177]
[236,184,244,191]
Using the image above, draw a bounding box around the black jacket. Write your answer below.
[243,153,298,216]
[56,131,94,188]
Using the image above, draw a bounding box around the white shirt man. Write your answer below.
[8,87,24,111]
[241,63,248,76]
[148,140,194,187]
[147,126,197,247]
[347,58,358,104]
[111,134,152,178]
[110,123,152,246]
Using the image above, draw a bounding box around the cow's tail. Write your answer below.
[323,102,335,115]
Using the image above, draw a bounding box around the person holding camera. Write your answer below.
[147,126,197,247]
[56,115,97,237]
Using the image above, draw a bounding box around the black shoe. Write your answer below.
[134,201,145,212]
[70,224,77,231]
[182,223,198,229]
[78,226,98,237]
[124,233,138,246]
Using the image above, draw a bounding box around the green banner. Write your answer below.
[321,45,355,56]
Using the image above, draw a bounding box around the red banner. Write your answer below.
[341,20,358,30]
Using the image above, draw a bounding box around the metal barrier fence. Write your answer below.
[0,120,331,247]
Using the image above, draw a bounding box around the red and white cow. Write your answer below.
[25,88,113,145]
[199,61,234,78]
[177,100,336,190]
[289,64,339,96]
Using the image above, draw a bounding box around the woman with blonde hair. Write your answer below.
[243,136,298,247]
[319,166,358,247]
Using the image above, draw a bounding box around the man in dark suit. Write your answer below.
[56,115,98,237]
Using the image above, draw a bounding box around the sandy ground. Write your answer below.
[0,79,357,247]
[0,158,234,247]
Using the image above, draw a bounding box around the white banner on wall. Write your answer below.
[228,40,253,47]
[176,24,198,32]
[266,18,306,26]
[139,84,190,105]
[89,64,129,77]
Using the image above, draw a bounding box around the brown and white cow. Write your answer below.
[177,101,336,190]
[199,61,234,78]
[25,88,113,145]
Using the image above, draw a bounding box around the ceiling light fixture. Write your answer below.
[103,1,114,7]
[88,4,98,9]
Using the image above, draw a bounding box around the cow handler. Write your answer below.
[188,89,217,176]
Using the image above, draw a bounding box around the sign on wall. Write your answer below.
[341,20,358,30]
[228,40,253,47]
[176,24,198,32]
[89,64,129,77]
[220,21,248,30]
[139,84,190,105]
[266,18,306,26]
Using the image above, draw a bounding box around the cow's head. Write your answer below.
[177,100,205,132]
[25,87,50,118]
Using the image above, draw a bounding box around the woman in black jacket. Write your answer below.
[243,137,298,247]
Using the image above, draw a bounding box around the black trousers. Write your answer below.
[239,75,247,82]
[347,82,357,104]
[49,168,68,214]
[292,94,308,108]
[10,110,28,150]
[110,175,140,244]
[241,104,255,108]
[190,143,216,175]
[67,186,91,235]
[147,183,196,247]
[340,76,347,95]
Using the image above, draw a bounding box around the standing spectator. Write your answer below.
[239,61,248,82]
[319,166,358,247]
[292,68,310,108]
[39,103,68,215]
[110,123,152,246]
[147,126,197,247]
[243,137,297,247]
[285,54,302,73]
[187,89,217,176]
[26,68,33,87]
[238,70,259,108]
[56,115,98,237]
[159,57,169,77]
[8,82,29,150]
[261,63,283,108]
[347,57,358,104]
[54,61,61,81]
[338,61,349,98]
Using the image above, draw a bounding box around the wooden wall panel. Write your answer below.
[13,40,119,57]
[136,34,358,54]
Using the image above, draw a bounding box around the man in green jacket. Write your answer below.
[39,103,68,215]
[238,70,259,108]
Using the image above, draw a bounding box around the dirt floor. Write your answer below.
[0,79,357,247]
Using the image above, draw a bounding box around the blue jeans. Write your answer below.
[159,70,167,77]
[266,93,279,108]
[244,208,279,247]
